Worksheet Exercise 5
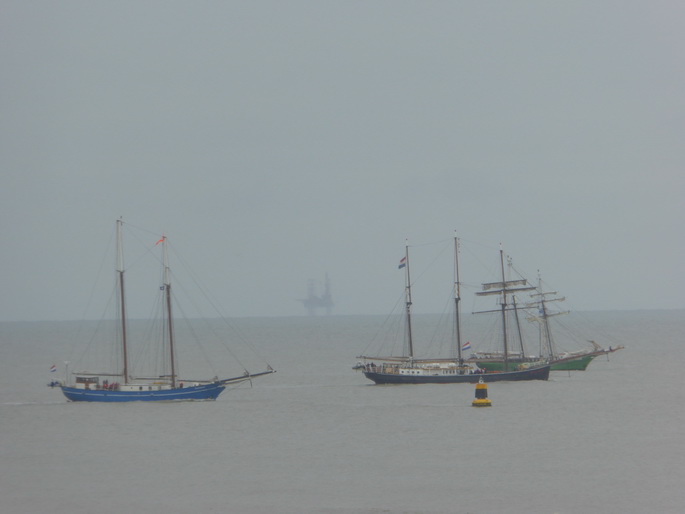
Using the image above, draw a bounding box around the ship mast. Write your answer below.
[508,256,526,358]
[498,246,509,370]
[512,295,525,358]
[161,235,177,387]
[403,242,414,360]
[540,293,554,358]
[116,218,129,384]
[476,245,536,371]
[454,234,463,365]
[528,272,569,360]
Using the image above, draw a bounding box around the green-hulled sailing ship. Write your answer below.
[469,271,623,372]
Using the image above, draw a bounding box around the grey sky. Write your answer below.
[1,1,683,321]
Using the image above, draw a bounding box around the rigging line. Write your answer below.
[381,306,406,357]
[129,286,166,377]
[424,289,456,357]
[171,296,222,376]
[460,240,500,280]
[71,282,119,370]
[542,317,582,352]
[126,227,264,370]
[407,238,452,286]
[67,226,117,365]
[554,312,621,347]
[523,273,620,347]
[407,236,452,248]
[458,237,500,251]
[121,221,164,240]
[167,243,272,367]
[167,270,250,371]
[77,224,117,320]
[124,226,165,272]
[359,289,406,357]
[508,261,537,284]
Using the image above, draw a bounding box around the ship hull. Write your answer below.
[550,354,597,371]
[60,382,226,402]
[474,359,543,373]
[476,354,599,372]
[362,365,550,384]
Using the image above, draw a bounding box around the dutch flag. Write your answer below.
[462,341,472,351]
[50,364,57,373]
[398,257,407,269]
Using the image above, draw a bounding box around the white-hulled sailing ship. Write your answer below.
[356,237,550,384]
[52,219,275,402]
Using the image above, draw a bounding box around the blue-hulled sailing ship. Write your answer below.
[55,219,274,402]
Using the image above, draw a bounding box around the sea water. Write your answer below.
[0,311,683,514]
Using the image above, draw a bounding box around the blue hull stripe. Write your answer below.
[60,383,226,402]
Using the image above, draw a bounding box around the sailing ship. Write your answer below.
[54,219,275,402]
[471,273,623,372]
[356,237,550,384]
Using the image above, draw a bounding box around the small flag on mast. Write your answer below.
[155,235,165,246]
[462,341,472,351]
[50,364,57,373]
[398,257,407,269]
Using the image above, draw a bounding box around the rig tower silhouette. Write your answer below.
[298,273,333,316]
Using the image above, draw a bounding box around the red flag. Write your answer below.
[155,235,165,246]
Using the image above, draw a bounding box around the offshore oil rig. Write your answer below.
[298,274,333,316]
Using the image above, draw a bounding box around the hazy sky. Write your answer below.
[1,1,683,321]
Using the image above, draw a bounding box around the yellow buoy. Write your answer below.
[472,377,492,407]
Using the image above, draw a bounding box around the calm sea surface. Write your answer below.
[1,310,683,514]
